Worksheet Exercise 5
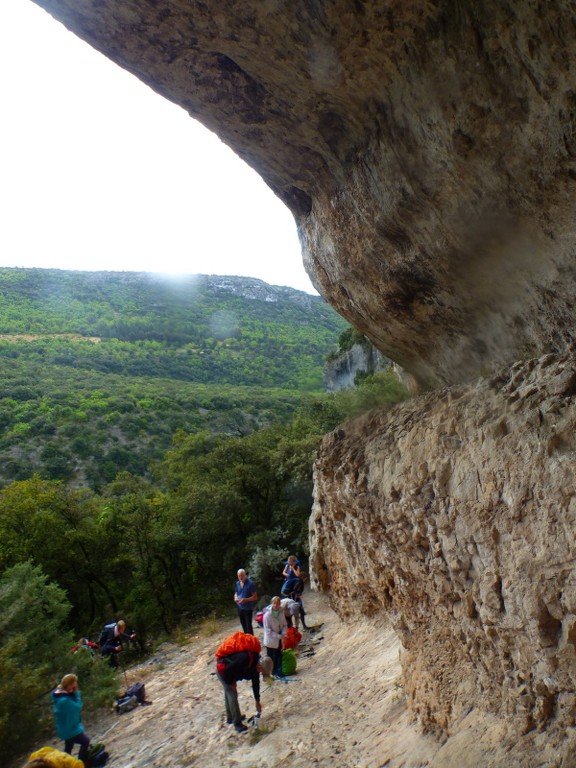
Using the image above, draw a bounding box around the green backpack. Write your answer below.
[281,648,297,676]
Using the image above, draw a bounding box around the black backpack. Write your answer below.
[115,681,149,713]
[126,681,146,703]
[86,743,109,767]
[90,748,109,767]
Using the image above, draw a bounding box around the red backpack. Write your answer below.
[215,631,261,659]
[282,626,302,650]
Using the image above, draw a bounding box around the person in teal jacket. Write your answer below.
[51,674,91,763]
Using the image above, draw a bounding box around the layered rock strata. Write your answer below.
[33,0,576,387]
[310,351,576,740]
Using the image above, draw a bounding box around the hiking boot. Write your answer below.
[234,723,248,733]
[227,715,245,725]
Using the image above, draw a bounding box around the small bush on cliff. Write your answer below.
[337,326,367,352]
[333,369,410,420]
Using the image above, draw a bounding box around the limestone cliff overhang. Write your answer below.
[32,0,576,387]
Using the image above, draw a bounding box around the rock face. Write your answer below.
[310,350,576,740]
[32,0,576,387]
[324,341,388,391]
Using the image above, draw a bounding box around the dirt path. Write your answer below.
[36,590,442,768]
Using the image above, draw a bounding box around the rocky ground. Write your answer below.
[26,588,567,768]
[27,589,448,768]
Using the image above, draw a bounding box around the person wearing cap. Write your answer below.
[51,674,91,763]
[215,650,273,732]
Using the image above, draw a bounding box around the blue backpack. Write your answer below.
[98,622,116,646]
[281,577,302,597]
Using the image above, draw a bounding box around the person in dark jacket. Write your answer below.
[99,619,136,667]
[51,674,91,763]
[215,651,273,732]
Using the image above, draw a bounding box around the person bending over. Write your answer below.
[216,650,273,732]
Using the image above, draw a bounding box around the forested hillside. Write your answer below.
[0,268,411,763]
[0,268,347,488]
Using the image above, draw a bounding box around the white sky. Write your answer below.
[0,0,317,294]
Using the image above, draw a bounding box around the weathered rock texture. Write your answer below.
[311,350,576,742]
[32,0,576,387]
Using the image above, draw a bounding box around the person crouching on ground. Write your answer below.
[215,650,273,732]
[263,595,287,676]
[100,619,136,667]
[51,674,91,764]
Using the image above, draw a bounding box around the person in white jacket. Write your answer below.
[263,595,287,676]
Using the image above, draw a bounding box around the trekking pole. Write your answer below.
[98,721,120,741]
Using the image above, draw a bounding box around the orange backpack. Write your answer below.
[282,626,302,650]
[215,631,261,659]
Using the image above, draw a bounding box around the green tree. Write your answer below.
[0,562,118,764]
[0,477,118,629]
[100,473,186,635]
[0,562,74,763]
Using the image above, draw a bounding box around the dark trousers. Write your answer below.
[65,731,90,762]
[297,599,308,628]
[216,672,243,726]
[238,607,254,634]
[267,645,282,676]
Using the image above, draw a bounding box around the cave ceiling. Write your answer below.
[32,0,576,387]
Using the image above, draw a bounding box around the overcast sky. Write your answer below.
[0,0,317,294]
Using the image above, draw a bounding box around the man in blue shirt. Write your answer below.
[234,568,258,634]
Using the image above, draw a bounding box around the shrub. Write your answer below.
[0,562,73,763]
[0,562,118,764]
[332,369,410,420]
